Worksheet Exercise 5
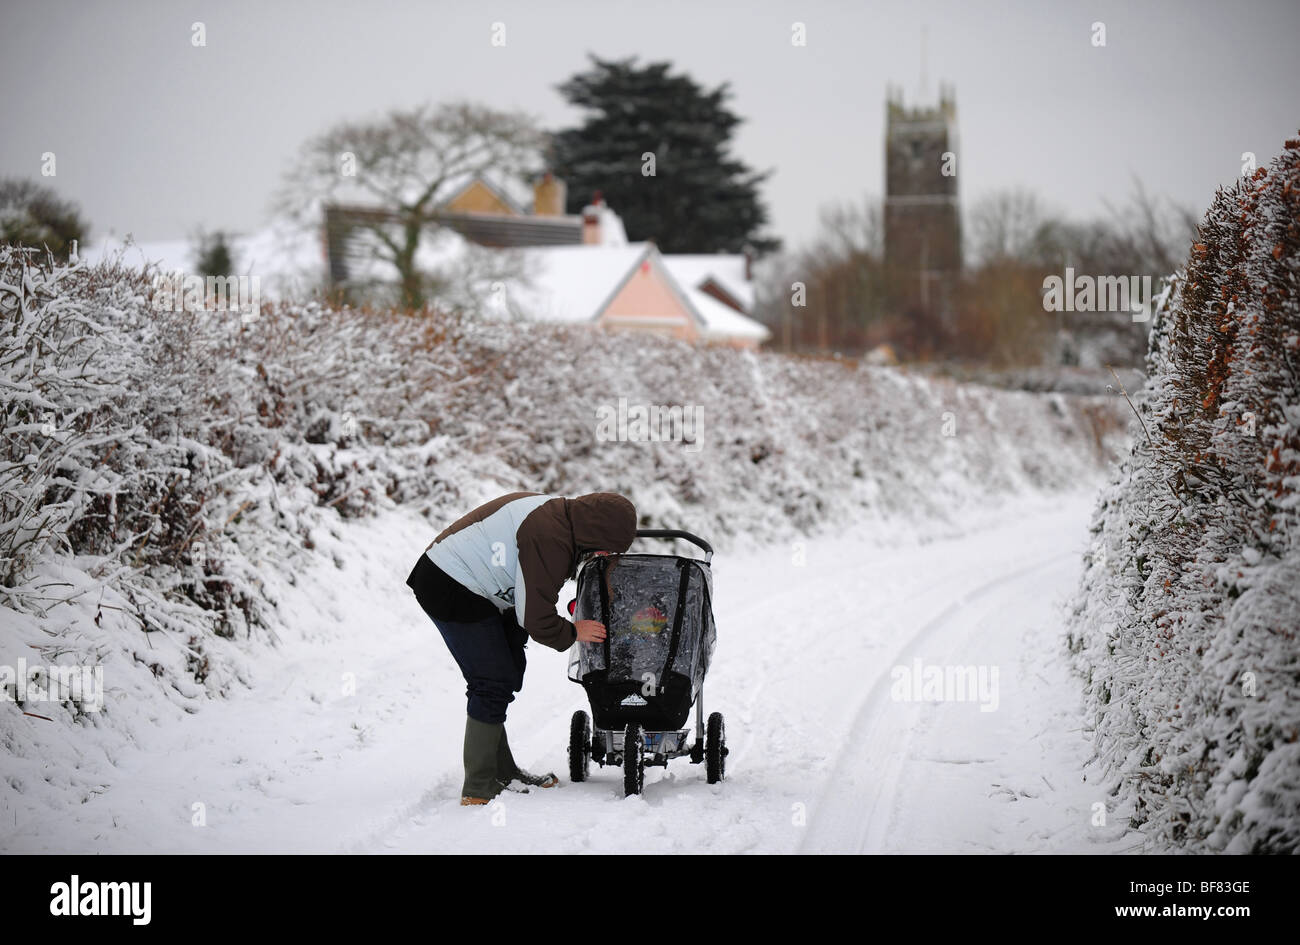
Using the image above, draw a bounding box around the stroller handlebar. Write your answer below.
[633,529,713,561]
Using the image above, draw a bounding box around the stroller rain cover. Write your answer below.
[569,553,717,731]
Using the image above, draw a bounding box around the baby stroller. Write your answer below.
[566,529,726,796]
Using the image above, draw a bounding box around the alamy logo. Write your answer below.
[1042,267,1153,322]
[50,875,151,925]
[595,397,703,453]
[1,659,103,712]
[890,658,1000,712]
[152,270,261,323]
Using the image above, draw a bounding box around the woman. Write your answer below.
[406,491,638,805]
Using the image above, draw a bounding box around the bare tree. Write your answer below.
[276,101,545,309]
[814,195,883,260]
[1099,178,1199,277]
[966,188,1049,267]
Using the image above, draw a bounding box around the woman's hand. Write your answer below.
[575,619,607,643]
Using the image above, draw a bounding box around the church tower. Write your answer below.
[884,82,962,316]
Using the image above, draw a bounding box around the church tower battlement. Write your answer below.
[884,82,962,313]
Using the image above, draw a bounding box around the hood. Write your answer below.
[567,492,638,555]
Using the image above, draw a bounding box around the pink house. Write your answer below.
[326,175,771,348]
[496,241,769,349]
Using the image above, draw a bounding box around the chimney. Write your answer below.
[533,172,566,216]
[743,243,754,281]
[582,190,605,245]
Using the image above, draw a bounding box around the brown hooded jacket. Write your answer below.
[423,492,637,651]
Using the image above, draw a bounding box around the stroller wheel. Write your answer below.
[623,723,645,797]
[569,710,591,783]
[706,712,727,784]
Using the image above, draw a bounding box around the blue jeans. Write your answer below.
[430,611,528,724]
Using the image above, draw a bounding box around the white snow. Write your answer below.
[2,490,1127,853]
[81,218,328,299]
[661,254,756,313]
[0,250,1136,853]
[496,243,654,323]
[487,242,771,343]
[685,286,770,342]
[1067,138,1300,852]
[590,202,628,246]
[81,223,771,344]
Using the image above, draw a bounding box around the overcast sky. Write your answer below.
[2,0,1297,252]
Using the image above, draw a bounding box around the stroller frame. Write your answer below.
[566,529,727,796]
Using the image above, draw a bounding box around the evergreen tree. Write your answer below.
[550,56,778,255]
[194,229,235,279]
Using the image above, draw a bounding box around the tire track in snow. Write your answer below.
[798,550,1077,854]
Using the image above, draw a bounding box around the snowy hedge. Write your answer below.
[1068,136,1300,852]
[1,245,1125,744]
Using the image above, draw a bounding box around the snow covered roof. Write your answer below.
[497,243,654,323]
[492,241,770,343]
[661,254,755,312]
[686,286,771,342]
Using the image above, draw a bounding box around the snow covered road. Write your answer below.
[10,492,1132,854]
[801,545,1111,853]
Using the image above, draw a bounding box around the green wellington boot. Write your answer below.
[497,727,559,791]
[460,716,506,805]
